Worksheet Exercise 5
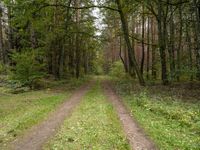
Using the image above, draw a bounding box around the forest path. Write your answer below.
[12,81,93,150]
[102,81,157,150]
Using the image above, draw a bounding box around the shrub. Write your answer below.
[109,61,126,78]
[0,63,9,75]
[91,59,104,75]
[0,63,4,74]
[11,49,46,88]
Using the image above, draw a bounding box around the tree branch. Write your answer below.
[34,3,119,14]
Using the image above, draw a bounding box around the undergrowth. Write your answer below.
[112,78,200,150]
[0,77,87,149]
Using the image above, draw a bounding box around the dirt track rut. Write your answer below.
[12,82,92,150]
[103,81,157,150]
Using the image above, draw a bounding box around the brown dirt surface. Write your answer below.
[103,81,157,150]
[12,82,92,150]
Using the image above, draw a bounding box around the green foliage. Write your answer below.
[0,63,4,74]
[109,61,126,78]
[10,50,46,88]
[45,82,130,150]
[0,89,68,149]
[113,79,200,150]
[0,63,9,75]
[91,51,104,75]
[92,60,104,75]
[0,78,86,149]
[126,96,200,149]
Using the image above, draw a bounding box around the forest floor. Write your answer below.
[102,81,157,150]
[1,77,157,150]
[111,77,200,149]
[0,77,88,149]
[12,81,92,150]
[1,76,199,150]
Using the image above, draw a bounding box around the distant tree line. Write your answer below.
[0,0,200,86]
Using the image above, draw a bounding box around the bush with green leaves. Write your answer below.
[0,63,4,74]
[11,50,46,88]
[0,63,9,75]
[109,61,126,78]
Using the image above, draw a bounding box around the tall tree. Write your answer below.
[0,5,3,63]
[168,2,176,80]
[193,0,200,80]
[141,3,145,75]
[116,0,145,85]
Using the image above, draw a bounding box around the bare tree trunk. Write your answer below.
[141,4,145,75]
[151,17,157,80]
[168,3,176,80]
[116,0,145,85]
[75,0,81,78]
[119,35,128,72]
[146,16,150,79]
[59,40,65,78]
[186,17,193,81]
[0,7,3,63]
[157,0,168,85]
[69,37,75,76]
[59,0,72,78]
[177,0,183,81]
[7,2,14,57]
[193,0,200,80]
[83,45,88,74]
[124,41,129,72]
[130,16,136,77]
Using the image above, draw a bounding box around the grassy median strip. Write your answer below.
[44,82,130,150]
[0,78,87,149]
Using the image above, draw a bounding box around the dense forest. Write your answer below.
[0,0,200,86]
[0,0,199,150]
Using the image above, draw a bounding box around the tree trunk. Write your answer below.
[151,17,157,80]
[130,16,136,77]
[75,0,81,78]
[83,45,88,74]
[193,0,200,80]
[59,0,72,78]
[157,0,168,85]
[141,4,145,75]
[69,37,75,76]
[0,7,3,63]
[186,17,193,81]
[146,16,150,80]
[168,3,176,80]
[177,0,183,81]
[7,3,14,58]
[120,35,128,72]
[59,40,65,78]
[116,0,145,85]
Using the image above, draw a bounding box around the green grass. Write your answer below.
[113,78,200,150]
[0,77,87,149]
[44,81,130,150]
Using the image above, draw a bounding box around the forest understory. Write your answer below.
[0,0,200,149]
[0,76,199,150]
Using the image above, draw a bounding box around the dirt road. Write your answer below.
[12,82,92,150]
[103,81,157,150]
